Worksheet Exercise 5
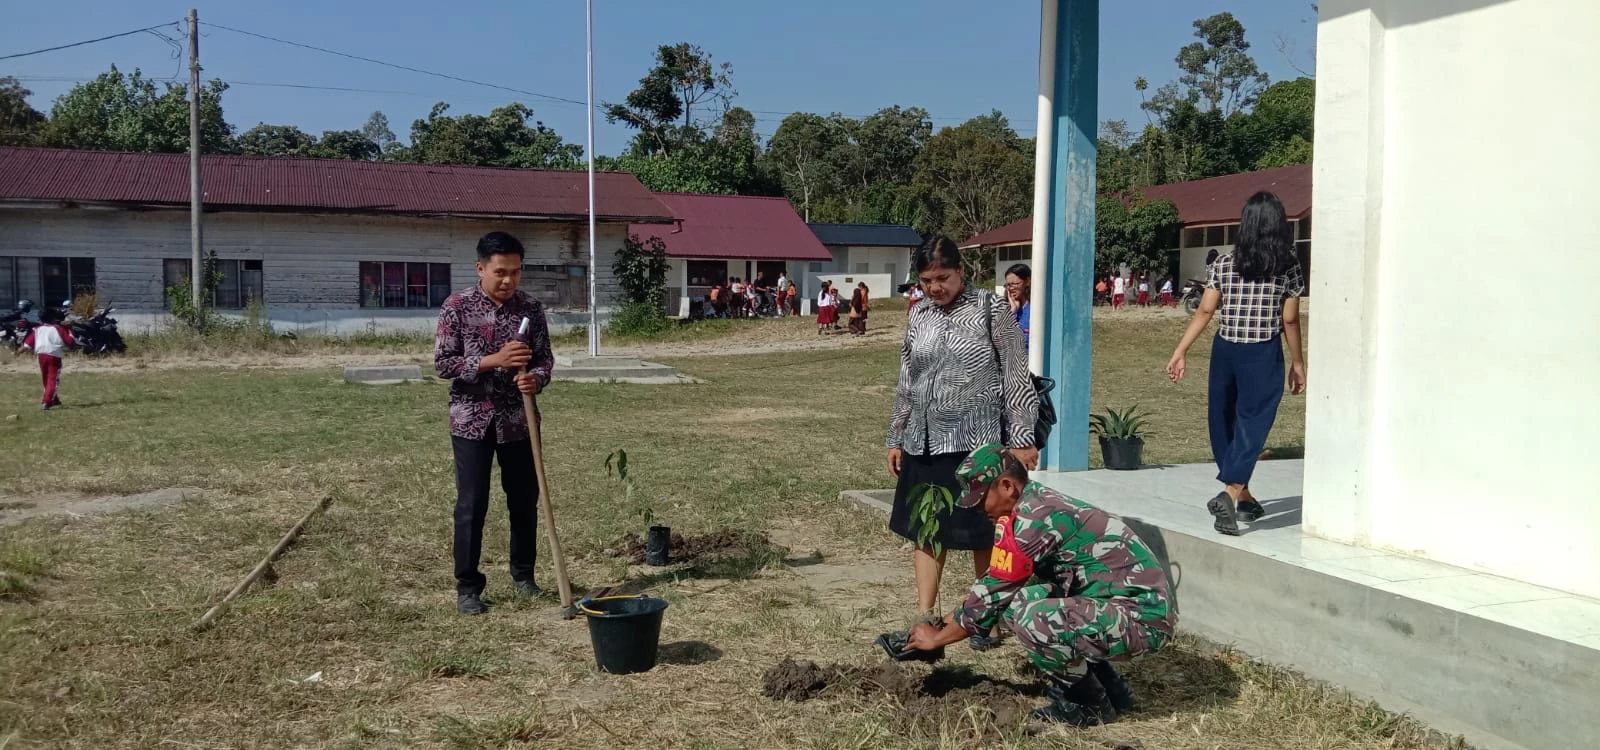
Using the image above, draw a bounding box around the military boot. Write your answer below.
[1032,671,1116,726]
[1089,660,1137,712]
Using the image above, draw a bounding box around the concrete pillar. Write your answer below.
[1036,0,1098,471]
[1304,0,1600,598]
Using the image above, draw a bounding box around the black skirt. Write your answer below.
[888,451,995,551]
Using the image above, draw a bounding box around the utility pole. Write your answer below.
[585,0,599,356]
[188,8,204,311]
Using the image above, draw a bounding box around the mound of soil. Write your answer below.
[600,528,773,565]
[761,659,1034,730]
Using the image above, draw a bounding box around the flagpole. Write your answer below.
[585,0,600,356]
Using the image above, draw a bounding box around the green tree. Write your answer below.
[0,77,46,146]
[1096,194,1183,273]
[606,43,733,156]
[764,112,846,220]
[1176,12,1270,115]
[911,111,1033,243]
[360,111,396,152]
[599,107,775,195]
[237,124,317,156]
[309,129,380,161]
[395,102,581,169]
[1230,77,1315,168]
[46,65,234,153]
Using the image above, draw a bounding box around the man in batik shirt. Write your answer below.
[435,231,554,615]
[906,443,1176,725]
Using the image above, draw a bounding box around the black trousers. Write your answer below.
[452,430,539,595]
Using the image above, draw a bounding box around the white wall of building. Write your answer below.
[0,207,626,334]
[1304,0,1600,598]
[808,245,911,299]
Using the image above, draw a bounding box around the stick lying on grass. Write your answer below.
[191,495,333,632]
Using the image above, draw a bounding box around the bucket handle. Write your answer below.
[577,593,649,616]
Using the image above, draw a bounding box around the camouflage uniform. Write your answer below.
[951,446,1176,681]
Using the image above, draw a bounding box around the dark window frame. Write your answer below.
[360,261,451,309]
[163,258,263,309]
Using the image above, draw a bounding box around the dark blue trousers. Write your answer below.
[1208,335,1285,486]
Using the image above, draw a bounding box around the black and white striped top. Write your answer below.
[887,286,1039,456]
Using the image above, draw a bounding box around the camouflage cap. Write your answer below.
[954,442,1021,508]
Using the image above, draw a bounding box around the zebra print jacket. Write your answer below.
[887,286,1039,456]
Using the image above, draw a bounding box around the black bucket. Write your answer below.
[1099,436,1145,470]
[645,525,671,566]
[580,595,669,675]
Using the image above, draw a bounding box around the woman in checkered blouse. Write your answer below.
[1165,191,1307,537]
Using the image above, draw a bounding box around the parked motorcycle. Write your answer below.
[1,299,38,351]
[1180,279,1207,314]
[65,304,126,356]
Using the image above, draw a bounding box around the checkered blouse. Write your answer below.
[1206,252,1306,343]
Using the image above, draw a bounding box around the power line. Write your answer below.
[203,22,589,108]
[0,21,181,62]
[199,22,1017,131]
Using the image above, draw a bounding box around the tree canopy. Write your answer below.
[45,65,233,153]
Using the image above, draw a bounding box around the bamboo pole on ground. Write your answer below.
[192,495,332,631]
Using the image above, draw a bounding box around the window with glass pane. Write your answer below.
[686,260,726,287]
[405,263,428,308]
[1204,226,1226,247]
[1182,227,1204,248]
[40,258,69,305]
[430,263,452,307]
[360,262,383,308]
[383,263,405,308]
[215,259,242,308]
[241,260,264,307]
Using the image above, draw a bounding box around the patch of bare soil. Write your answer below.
[598,528,774,566]
[0,487,201,526]
[761,659,1034,731]
[697,407,809,424]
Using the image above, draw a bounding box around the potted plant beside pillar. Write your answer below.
[1091,406,1148,470]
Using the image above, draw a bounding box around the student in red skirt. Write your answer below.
[816,282,838,333]
[1137,276,1151,307]
[1159,277,1175,307]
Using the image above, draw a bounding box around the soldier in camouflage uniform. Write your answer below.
[905,442,1177,725]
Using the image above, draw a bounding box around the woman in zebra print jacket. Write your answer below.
[886,236,1040,648]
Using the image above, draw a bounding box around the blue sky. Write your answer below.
[2,1,1316,154]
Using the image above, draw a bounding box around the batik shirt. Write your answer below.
[434,285,553,444]
[887,287,1038,455]
[953,482,1174,637]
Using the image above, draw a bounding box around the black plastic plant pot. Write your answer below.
[580,595,669,675]
[645,526,671,566]
[1099,436,1145,471]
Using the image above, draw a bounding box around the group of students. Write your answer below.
[705,272,801,319]
[1096,274,1177,309]
[814,280,871,335]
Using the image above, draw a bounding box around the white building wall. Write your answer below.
[0,207,626,333]
[1305,0,1600,598]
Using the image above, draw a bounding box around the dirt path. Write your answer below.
[0,305,1189,375]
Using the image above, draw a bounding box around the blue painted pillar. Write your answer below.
[1039,0,1098,471]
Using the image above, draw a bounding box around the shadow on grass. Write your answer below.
[611,540,792,595]
[657,640,723,666]
[1124,645,1244,714]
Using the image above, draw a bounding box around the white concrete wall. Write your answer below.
[1304,0,1600,598]
[0,207,626,330]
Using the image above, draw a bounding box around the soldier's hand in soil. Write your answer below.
[486,340,531,371]
[514,372,541,395]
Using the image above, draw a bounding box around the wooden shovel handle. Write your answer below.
[523,391,574,609]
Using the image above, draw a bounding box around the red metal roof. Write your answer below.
[962,217,1034,248]
[959,165,1312,247]
[630,193,832,261]
[0,147,675,222]
[1142,164,1310,225]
